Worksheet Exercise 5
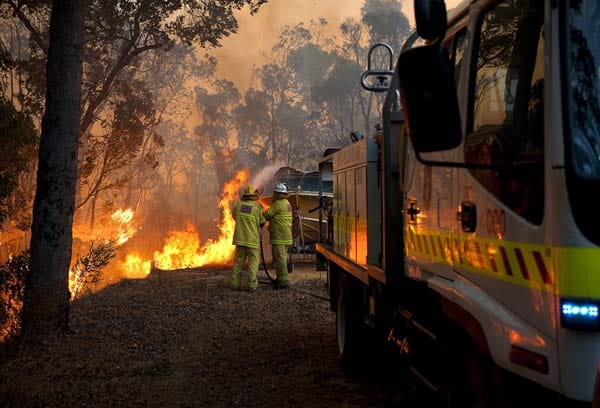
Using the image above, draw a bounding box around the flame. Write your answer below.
[111,208,136,245]
[120,169,249,277]
[112,208,134,223]
[153,223,203,270]
[67,208,137,295]
[122,253,152,279]
[195,169,248,265]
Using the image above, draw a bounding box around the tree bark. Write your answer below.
[21,0,84,342]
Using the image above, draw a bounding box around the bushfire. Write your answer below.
[1,170,253,343]
[120,169,249,278]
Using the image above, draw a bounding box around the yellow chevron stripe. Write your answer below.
[331,219,600,299]
[405,226,559,294]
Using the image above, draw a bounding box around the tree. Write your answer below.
[361,0,410,53]
[77,76,157,226]
[1,0,268,230]
[129,47,216,205]
[20,0,84,340]
[194,79,241,188]
[231,3,412,174]
[0,95,37,225]
[232,22,318,171]
[1,0,268,136]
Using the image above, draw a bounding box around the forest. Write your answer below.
[0,0,409,346]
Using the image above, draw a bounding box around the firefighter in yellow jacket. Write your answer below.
[230,186,265,291]
[263,183,293,289]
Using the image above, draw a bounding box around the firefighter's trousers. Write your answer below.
[230,245,260,290]
[272,244,289,284]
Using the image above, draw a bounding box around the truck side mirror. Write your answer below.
[414,0,448,41]
[398,44,462,153]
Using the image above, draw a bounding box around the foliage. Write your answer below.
[77,76,158,210]
[361,0,410,53]
[0,245,141,344]
[70,240,117,300]
[1,0,412,268]
[0,0,268,229]
[0,95,38,226]
[0,249,29,344]
[225,12,397,174]
[0,43,11,74]
[193,79,241,187]
[1,0,268,133]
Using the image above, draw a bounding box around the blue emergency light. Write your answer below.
[560,299,600,331]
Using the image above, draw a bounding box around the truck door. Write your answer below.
[454,0,554,337]
[402,29,466,282]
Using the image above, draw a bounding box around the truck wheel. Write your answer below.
[335,274,364,368]
[444,345,500,408]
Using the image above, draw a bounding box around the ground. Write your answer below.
[0,257,408,407]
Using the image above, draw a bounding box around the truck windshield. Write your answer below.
[565,0,600,180]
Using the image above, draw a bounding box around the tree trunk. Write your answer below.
[21,0,84,342]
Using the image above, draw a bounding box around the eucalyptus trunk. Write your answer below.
[21,0,84,341]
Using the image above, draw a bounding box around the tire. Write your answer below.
[443,344,501,408]
[335,274,364,368]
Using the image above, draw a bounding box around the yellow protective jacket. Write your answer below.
[232,199,265,249]
[263,198,293,245]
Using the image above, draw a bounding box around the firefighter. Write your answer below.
[230,185,266,291]
[263,182,293,289]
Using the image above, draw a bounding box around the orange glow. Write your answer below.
[120,169,249,275]
[356,219,368,266]
[258,197,271,208]
[508,329,547,348]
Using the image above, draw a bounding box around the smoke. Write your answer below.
[210,0,363,91]
[209,0,461,91]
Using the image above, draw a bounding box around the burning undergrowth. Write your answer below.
[0,169,253,344]
[96,168,251,287]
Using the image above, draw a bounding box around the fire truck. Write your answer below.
[315,0,600,406]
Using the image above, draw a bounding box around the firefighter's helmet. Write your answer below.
[242,185,259,199]
[274,183,289,194]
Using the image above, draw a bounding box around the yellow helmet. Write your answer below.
[242,185,259,199]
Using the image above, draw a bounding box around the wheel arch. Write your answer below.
[441,296,490,356]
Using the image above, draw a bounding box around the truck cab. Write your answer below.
[316,0,600,406]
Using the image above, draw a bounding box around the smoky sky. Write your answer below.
[209,0,461,90]
[209,0,362,90]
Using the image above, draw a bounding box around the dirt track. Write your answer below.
[0,259,408,407]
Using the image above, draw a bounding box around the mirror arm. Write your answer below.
[361,69,395,92]
[361,42,395,92]
[367,42,394,70]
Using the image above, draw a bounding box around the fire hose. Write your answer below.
[259,237,295,286]
[260,238,278,286]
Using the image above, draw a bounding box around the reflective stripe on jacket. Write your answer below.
[263,198,293,245]
[232,200,265,249]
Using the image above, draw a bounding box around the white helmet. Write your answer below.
[274,183,288,193]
